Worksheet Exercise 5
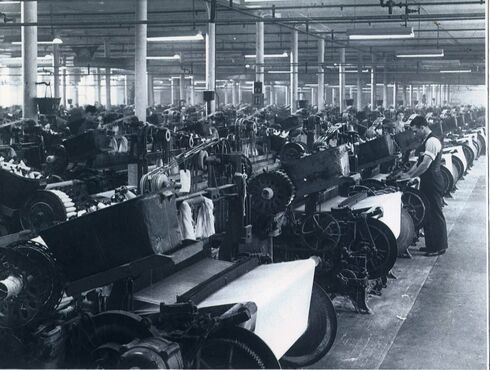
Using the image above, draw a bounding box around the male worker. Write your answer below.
[398,115,448,256]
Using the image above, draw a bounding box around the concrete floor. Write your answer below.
[313,158,488,369]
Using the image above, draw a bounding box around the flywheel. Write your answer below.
[279,142,306,163]
[248,171,295,214]
[20,189,76,232]
[0,240,63,329]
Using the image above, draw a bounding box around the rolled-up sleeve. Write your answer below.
[423,137,442,160]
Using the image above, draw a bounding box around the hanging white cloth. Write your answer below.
[178,201,196,240]
[195,197,215,239]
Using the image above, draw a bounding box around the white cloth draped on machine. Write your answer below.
[178,197,215,241]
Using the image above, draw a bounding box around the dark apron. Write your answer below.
[415,133,448,252]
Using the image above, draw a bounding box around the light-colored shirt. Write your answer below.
[423,136,442,160]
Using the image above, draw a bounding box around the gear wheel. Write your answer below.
[0,240,63,329]
[248,171,295,214]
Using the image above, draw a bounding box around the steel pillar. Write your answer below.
[357,54,362,111]
[370,54,376,109]
[317,39,325,111]
[104,40,112,108]
[134,0,147,121]
[382,56,388,109]
[22,0,38,120]
[256,21,265,84]
[206,22,216,114]
[290,30,298,113]
[53,44,60,98]
[339,47,346,113]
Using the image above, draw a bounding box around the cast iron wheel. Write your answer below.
[280,283,337,368]
[358,217,398,279]
[300,213,341,253]
[280,142,306,163]
[194,327,280,369]
[401,188,427,230]
[472,140,481,159]
[19,190,68,232]
[451,155,465,180]
[477,134,486,155]
[440,165,454,196]
[461,144,474,168]
[78,311,158,368]
[0,241,62,329]
[396,208,416,256]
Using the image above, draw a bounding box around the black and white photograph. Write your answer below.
[0,0,487,369]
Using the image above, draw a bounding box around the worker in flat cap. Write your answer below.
[398,115,448,256]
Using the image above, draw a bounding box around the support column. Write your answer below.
[402,84,407,106]
[339,48,346,113]
[123,75,128,105]
[370,55,376,109]
[231,81,237,106]
[317,39,325,111]
[62,64,67,108]
[357,54,362,111]
[332,87,336,106]
[311,88,316,107]
[393,81,397,108]
[290,30,298,113]
[53,44,60,99]
[96,68,102,105]
[179,73,185,105]
[256,21,265,84]
[72,69,80,107]
[224,86,229,105]
[205,8,216,115]
[408,84,413,107]
[170,78,175,105]
[22,0,38,120]
[134,0,147,121]
[447,84,450,103]
[382,56,388,109]
[238,82,242,104]
[189,77,195,105]
[147,74,154,107]
[284,85,289,106]
[104,40,112,108]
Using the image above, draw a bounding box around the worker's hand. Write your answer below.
[397,172,411,181]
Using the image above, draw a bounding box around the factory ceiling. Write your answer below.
[0,0,486,85]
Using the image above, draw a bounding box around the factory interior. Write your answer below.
[0,0,487,369]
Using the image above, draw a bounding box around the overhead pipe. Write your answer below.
[0,12,483,28]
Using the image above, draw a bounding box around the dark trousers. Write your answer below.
[421,184,448,252]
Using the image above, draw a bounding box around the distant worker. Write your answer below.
[393,111,405,134]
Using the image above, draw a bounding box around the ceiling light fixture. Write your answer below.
[146,54,180,60]
[397,49,444,58]
[267,70,289,74]
[147,32,204,42]
[347,27,414,40]
[345,69,369,73]
[244,52,288,58]
[439,69,471,73]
